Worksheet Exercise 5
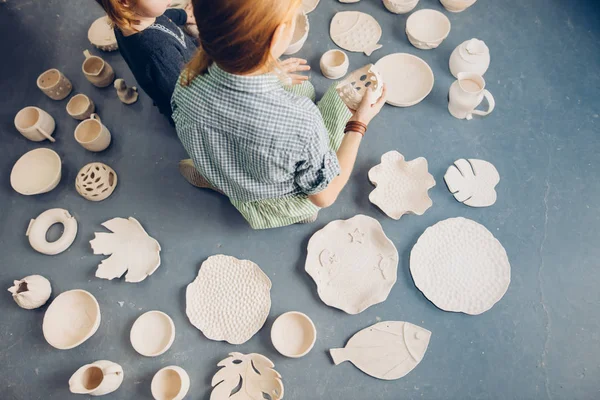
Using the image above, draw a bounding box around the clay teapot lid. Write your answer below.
[460,38,489,61]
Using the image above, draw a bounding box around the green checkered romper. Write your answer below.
[172,64,351,229]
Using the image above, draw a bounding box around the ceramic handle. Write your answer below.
[472,90,495,117]
[37,127,56,142]
[90,113,101,123]
[105,365,123,375]
[83,49,91,59]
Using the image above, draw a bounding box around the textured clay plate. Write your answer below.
[375,53,434,107]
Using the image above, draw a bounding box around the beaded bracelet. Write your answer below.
[344,121,368,136]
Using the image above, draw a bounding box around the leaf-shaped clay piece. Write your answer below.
[330,321,431,380]
[90,217,161,283]
[211,352,284,400]
[444,158,500,207]
[369,151,436,220]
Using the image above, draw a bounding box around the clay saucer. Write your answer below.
[10,148,62,195]
[375,53,434,107]
[151,366,190,400]
[130,311,175,357]
[42,289,101,350]
[271,311,317,358]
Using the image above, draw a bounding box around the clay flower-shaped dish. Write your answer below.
[271,311,317,358]
[368,151,435,220]
[130,311,175,357]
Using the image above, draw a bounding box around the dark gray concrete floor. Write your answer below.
[1,0,599,399]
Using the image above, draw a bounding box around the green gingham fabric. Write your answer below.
[172,64,351,229]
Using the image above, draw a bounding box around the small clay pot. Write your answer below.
[82,50,115,88]
[37,68,72,100]
[74,114,111,152]
[66,94,95,120]
[320,50,349,80]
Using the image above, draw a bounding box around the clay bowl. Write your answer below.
[66,94,95,120]
[440,0,477,12]
[284,12,309,55]
[151,366,190,400]
[375,53,434,107]
[130,311,175,357]
[42,289,101,350]
[271,311,317,358]
[406,9,451,50]
[383,0,419,14]
[320,49,349,80]
[10,148,62,195]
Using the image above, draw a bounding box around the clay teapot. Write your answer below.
[449,38,490,78]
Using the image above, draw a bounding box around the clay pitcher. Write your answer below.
[82,50,115,88]
[448,72,495,120]
[69,360,123,396]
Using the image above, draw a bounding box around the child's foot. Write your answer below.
[178,159,223,193]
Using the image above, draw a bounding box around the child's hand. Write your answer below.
[279,58,310,85]
[350,84,387,126]
[184,3,196,25]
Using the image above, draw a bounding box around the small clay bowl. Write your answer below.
[130,310,175,357]
[151,366,190,400]
[284,12,309,55]
[406,9,451,50]
[270,311,317,358]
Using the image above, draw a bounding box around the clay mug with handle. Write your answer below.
[14,106,56,142]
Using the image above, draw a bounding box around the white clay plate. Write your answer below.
[42,289,101,350]
[305,215,399,314]
[410,217,511,315]
[374,53,434,107]
[271,312,317,358]
[130,310,175,357]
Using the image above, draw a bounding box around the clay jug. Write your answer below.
[449,38,490,78]
[448,72,495,120]
[69,360,123,396]
[82,50,115,88]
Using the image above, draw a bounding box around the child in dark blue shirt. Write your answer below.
[95,0,197,124]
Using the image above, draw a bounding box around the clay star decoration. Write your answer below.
[368,151,435,220]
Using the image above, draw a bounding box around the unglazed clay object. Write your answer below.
[74,114,112,152]
[37,68,72,100]
[448,72,495,120]
[151,366,190,400]
[336,64,383,110]
[90,217,161,283]
[271,311,316,358]
[27,208,78,255]
[114,79,138,104]
[340,0,360,3]
[10,148,61,195]
[406,9,451,50]
[369,151,435,220]
[444,159,499,207]
[320,50,349,80]
[383,0,419,14]
[75,162,118,202]
[211,353,283,400]
[374,53,434,107]
[66,94,95,120]
[330,321,431,380]
[186,255,272,344]
[14,106,56,142]
[69,360,123,396]
[411,217,511,315]
[8,275,52,309]
[305,215,399,314]
[88,16,118,51]
[301,0,320,13]
[43,289,101,349]
[130,311,175,357]
[440,0,477,13]
[449,38,490,78]
[284,12,309,55]
[82,50,115,87]
[330,12,382,56]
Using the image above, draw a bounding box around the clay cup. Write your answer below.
[14,107,56,142]
[82,50,115,88]
[37,69,72,100]
[66,94,95,120]
[74,114,111,152]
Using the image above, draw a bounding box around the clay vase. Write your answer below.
[440,0,477,13]
[66,94,95,120]
[14,106,56,142]
[82,50,115,88]
[74,114,112,152]
[69,360,124,396]
[449,38,490,78]
[37,69,72,100]
[448,72,495,120]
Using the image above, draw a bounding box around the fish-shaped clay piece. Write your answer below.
[330,11,383,56]
[330,321,431,380]
[301,0,320,13]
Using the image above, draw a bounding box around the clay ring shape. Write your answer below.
[42,289,101,350]
[151,366,190,400]
[130,311,175,357]
[271,311,317,358]
[375,53,434,107]
[10,148,62,195]
[406,9,451,50]
[26,208,78,255]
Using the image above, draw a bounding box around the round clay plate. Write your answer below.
[375,53,434,107]
[42,289,101,350]
[271,311,317,358]
[130,310,175,357]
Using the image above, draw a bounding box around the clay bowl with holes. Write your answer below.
[75,162,118,201]
[43,289,101,350]
[151,366,190,400]
[406,9,451,50]
[271,311,317,358]
[284,12,309,55]
[10,148,62,195]
[130,311,175,357]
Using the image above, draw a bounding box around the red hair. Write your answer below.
[95,0,141,33]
